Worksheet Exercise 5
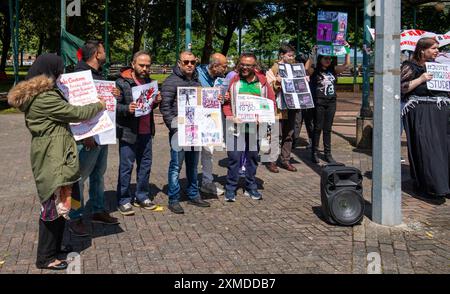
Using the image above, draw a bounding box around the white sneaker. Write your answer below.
[200,182,225,196]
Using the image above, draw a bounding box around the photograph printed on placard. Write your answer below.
[283,93,296,109]
[202,88,220,109]
[334,32,346,45]
[278,63,288,78]
[299,93,314,109]
[185,107,195,124]
[178,87,197,106]
[317,23,333,42]
[283,79,296,93]
[293,79,308,93]
[185,125,199,145]
[338,13,347,32]
[292,64,306,78]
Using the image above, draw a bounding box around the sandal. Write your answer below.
[38,260,68,270]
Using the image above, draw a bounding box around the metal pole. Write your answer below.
[61,0,66,67]
[296,3,301,55]
[176,0,180,59]
[413,6,417,29]
[361,0,373,117]
[185,0,192,51]
[238,5,242,56]
[372,0,402,226]
[353,5,358,85]
[103,0,110,78]
[8,0,19,84]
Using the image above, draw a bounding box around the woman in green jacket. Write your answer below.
[7,54,106,270]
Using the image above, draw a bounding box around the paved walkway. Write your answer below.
[0,96,449,274]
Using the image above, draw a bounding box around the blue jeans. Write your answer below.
[168,146,200,205]
[69,144,108,220]
[117,134,153,206]
[226,134,259,192]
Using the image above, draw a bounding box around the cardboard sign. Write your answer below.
[426,62,450,92]
[236,95,275,124]
[57,70,114,141]
[93,80,117,145]
[279,63,314,110]
[131,81,158,117]
[317,11,348,56]
[177,87,223,147]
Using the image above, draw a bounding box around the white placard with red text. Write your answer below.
[94,80,117,145]
[57,70,114,141]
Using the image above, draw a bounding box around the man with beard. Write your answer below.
[115,51,162,216]
[68,41,120,237]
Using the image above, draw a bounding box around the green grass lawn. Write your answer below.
[338,77,374,84]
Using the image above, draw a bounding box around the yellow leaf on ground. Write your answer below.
[151,205,164,212]
[425,232,434,238]
[0,261,5,266]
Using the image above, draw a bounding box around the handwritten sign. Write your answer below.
[236,95,275,124]
[131,81,158,117]
[426,62,450,92]
[57,70,114,141]
[94,80,117,145]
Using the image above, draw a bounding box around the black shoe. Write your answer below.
[188,197,211,207]
[324,153,336,163]
[311,152,320,164]
[168,202,185,214]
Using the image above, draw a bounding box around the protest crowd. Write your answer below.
[6,19,450,271]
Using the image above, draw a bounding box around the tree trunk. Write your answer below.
[201,1,218,64]
[0,6,11,72]
[132,4,143,54]
[37,33,44,57]
[221,24,236,56]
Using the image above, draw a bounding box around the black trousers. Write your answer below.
[403,102,450,196]
[36,217,66,268]
[313,99,336,154]
[294,108,314,143]
[280,109,299,164]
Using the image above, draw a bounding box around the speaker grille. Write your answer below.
[329,189,364,226]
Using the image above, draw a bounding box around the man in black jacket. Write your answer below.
[116,50,161,216]
[68,40,120,237]
[160,51,211,214]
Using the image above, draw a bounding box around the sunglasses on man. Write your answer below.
[181,60,197,66]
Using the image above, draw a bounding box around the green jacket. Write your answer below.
[8,75,104,203]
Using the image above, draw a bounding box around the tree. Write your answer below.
[0,0,11,73]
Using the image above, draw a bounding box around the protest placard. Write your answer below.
[213,77,230,97]
[177,87,223,147]
[278,63,314,109]
[57,70,114,141]
[317,11,348,56]
[236,94,275,124]
[426,62,450,92]
[94,80,117,145]
[401,29,450,52]
[131,81,158,117]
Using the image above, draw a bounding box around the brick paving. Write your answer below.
[0,94,449,274]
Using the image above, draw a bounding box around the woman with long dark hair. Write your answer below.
[7,54,106,270]
[306,44,351,163]
[401,37,450,201]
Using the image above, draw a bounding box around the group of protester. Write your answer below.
[7,34,449,271]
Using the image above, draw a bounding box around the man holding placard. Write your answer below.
[222,53,276,202]
[68,41,120,237]
[161,51,211,214]
[196,53,228,197]
[116,51,161,216]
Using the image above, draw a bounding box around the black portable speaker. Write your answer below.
[320,163,364,226]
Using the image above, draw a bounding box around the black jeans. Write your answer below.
[294,108,314,143]
[36,217,66,268]
[313,99,337,154]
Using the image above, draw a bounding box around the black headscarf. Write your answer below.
[26,53,64,81]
